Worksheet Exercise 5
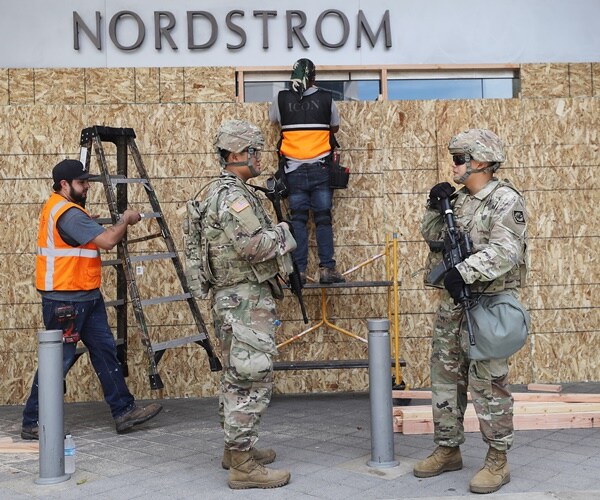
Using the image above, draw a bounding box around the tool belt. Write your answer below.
[326,150,350,190]
[56,305,80,344]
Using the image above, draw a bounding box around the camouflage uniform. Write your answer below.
[186,168,295,452]
[421,161,528,451]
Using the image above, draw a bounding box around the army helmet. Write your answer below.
[448,128,506,167]
[214,119,264,154]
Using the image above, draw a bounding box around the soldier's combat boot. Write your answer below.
[228,450,290,489]
[469,447,510,494]
[222,446,276,470]
[413,446,463,478]
[319,266,345,284]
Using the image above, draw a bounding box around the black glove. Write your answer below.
[430,182,456,200]
[443,267,465,305]
[428,182,456,211]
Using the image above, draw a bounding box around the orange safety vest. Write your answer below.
[278,88,333,161]
[35,193,101,291]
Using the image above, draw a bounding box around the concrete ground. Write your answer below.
[1,384,600,499]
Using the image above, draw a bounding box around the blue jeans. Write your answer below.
[286,162,335,272]
[22,296,135,427]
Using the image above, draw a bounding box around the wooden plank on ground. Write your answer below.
[395,410,600,434]
[392,390,600,403]
[394,402,600,434]
[395,402,600,419]
[0,439,39,453]
[513,393,600,403]
[392,390,433,400]
[513,412,599,431]
[527,383,562,393]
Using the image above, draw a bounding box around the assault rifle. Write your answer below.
[251,177,309,324]
[426,197,476,345]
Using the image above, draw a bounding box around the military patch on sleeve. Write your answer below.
[513,210,525,224]
[231,198,250,213]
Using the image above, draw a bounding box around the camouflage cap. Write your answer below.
[448,129,506,164]
[214,119,264,154]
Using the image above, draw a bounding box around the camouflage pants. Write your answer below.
[431,296,514,451]
[212,282,279,451]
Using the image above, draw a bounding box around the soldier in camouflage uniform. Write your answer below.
[183,120,296,489]
[414,129,528,494]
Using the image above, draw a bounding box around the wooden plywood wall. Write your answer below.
[0,64,598,405]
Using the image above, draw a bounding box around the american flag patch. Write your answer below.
[231,198,250,213]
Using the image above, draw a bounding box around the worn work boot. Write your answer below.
[228,449,290,489]
[21,426,39,440]
[469,447,510,494]
[222,446,276,470]
[115,403,163,433]
[319,267,345,284]
[413,446,463,478]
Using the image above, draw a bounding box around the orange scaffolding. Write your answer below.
[275,234,403,386]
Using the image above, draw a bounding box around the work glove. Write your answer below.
[443,267,466,305]
[428,182,456,211]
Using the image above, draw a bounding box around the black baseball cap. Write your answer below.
[52,159,92,189]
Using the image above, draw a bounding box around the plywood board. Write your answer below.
[0,68,8,105]
[158,67,185,102]
[568,63,593,97]
[135,68,161,103]
[8,69,34,104]
[85,68,136,104]
[0,63,599,404]
[184,67,236,103]
[0,439,39,453]
[593,63,600,96]
[392,391,600,404]
[527,383,562,392]
[395,402,600,434]
[395,411,600,434]
[34,69,85,105]
[520,64,569,98]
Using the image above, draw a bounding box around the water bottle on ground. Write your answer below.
[64,434,76,474]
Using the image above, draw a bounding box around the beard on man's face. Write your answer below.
[68,183,87,208]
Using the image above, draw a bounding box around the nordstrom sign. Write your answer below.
[73,9,392,52]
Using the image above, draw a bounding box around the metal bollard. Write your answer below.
[35,329,70,485]
[367,319,399,468]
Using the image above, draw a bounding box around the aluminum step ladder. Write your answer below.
[78,125,221,390]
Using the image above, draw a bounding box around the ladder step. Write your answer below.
[103,254,176,265]
[96,213,161,227]
[129,252,177,263]
[153,334,209,352]
[140,212,161,220]
[125,232,163,246]
[105,299,125,308]
[110,177,149,185]
[140,293,192,306]
[80,126,136,144]
[90,174,148,185]
[273,358,407,371]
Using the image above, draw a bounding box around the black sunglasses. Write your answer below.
[452,154,469,166]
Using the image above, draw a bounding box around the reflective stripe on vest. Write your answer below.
[36,193,101,291]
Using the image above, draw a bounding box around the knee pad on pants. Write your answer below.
[291,209,309,224]
[314,210,332,227]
